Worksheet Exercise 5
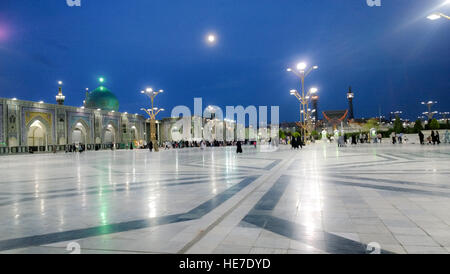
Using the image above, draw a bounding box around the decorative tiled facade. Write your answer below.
[0,98,147,148]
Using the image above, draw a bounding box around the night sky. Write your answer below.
[0,0,449,122]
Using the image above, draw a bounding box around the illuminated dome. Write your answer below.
[85,86,119,112]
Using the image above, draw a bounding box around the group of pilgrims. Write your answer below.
[290,136,304,149]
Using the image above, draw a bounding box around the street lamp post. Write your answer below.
[287,62,318,141]
[290,87,318,141]
[390,111,403,121]
[427,1,450,20]
[427,12,450,20]
[421,101,438,120]
[141,88,164,152]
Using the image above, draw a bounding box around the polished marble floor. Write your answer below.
[1,143,450,254]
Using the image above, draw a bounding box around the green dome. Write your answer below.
[85,86,119,112]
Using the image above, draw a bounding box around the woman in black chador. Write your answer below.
[297,136,303,149]
[148,141,153,152]
[419,130,425,145]
[351,135,357,145]
[236,141,243,154]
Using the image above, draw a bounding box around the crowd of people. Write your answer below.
[290,136,304,149]
[143,139,255,154]
[418,130,448,145]
[334,130,450,147]
[157,140,253,150]
[389,132,408,144]
[46,129,450,155]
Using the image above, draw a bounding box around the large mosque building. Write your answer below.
[0,83,147,154]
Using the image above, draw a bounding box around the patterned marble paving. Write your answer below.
[0,143,450,254]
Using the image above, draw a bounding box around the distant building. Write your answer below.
[0,84,146,154]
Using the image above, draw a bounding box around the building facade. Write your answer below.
[0,97,146,153]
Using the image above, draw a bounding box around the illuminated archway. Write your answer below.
[27,120,47,146]
[70,120,90,144]
[103,123,116,144]
[131,126,138,141]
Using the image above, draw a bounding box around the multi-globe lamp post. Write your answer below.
[421,100,438,120]
[287,62,319,140]
[140,88,164,151]
[390,111,403,122]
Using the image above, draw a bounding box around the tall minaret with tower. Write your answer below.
[347,86,354,120]
[55,81,65,105]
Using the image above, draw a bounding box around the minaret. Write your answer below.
[84,88,89,107]
[311,95,319,126]
[347,86,354,120]
[55,81,66,105]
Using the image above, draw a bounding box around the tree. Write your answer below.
[279,130,286,139]
[363,118,379,132]
[429,118,440,130]
[413,120,423,133]
[393,117,404,134]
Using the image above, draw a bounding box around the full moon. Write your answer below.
[207,34,216,43]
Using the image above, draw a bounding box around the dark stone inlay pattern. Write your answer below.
[263,159,283,170]
[0,175,225,196]
[0,176,260,251]
[242,215,392,254]
[0,176,248,207]
[241,175,394,254]
[332,174,450,190]
[331,180,450,198]
[253,176,289,211]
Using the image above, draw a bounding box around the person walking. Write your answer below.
[444,130,450,144]
[431,130,436,145]
[391,132,396,144]
[338,135,345,147]
[351,135,357,145]
[148,140,153,152]
[236,141,243,154]
[436,131,441,145]
[419,130,425,145]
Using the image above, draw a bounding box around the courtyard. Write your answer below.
[0,143,450,254]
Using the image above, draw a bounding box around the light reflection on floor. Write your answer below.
[0,143,449,254]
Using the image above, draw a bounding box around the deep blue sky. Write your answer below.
[0,0,449,122]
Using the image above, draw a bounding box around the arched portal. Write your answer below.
[70,122,89,144]
[131,126,138,141]
[103,124,116,144]
[27,120,47,146]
